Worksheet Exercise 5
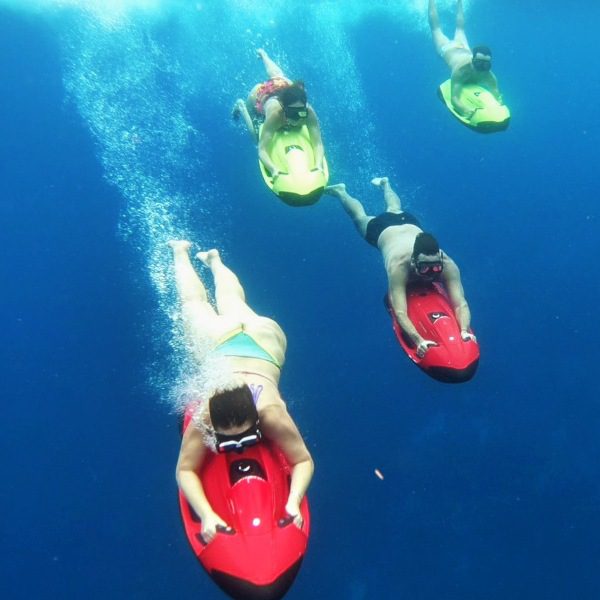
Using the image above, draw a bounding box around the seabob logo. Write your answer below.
[428,312,449,323]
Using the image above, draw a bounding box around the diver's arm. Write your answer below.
[389,269,423,344]
[443,258,473,335]
[286,460,314,526]
[258,112,282,177]
[482,71,502,102]
[261,404,314,527]
[389,267,437,356]
[176,426,229,541]
[306,106,324,170]
[450,72,473,116]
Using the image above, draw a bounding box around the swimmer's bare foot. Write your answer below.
[196,249,220,267]
[324,183,346,197]
[371,177,389,188]
[257,48,267,60]
[168,240,191,254]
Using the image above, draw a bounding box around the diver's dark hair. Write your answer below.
[413,232,440,258]
[472,45,492,58]
[279,81,307,107]
[209,384,258,430]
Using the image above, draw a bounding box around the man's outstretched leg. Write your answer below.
[453,0,469,48]
[325,183,372,238]
[371,177,402,213]
[428,0,450,55]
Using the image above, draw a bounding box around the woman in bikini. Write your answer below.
[232,48,324,180]
[169,240,314,543]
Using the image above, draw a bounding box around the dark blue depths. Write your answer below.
[1,2,599,599]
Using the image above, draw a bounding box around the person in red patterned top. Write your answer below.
[232,48,324,181]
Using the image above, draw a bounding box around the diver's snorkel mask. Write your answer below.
[215,420,262,454]
[284,104,308,121]
[412,252,444,281]
[472,53,492,72]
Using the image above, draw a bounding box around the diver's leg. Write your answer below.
[169,241,230,346]
[257,48,286,79]
[170,241,211,309]
[324,183,373,238]
[198,250,286,364]
[232,98,258,143]
[246,83,262,119]
[453,0,469,47]
[428,0,451,55]
[197,250,257,320]
[372,177,402,213]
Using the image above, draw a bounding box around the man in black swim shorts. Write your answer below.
[325,177,475,358]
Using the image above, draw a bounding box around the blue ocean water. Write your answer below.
[1,1,599,599]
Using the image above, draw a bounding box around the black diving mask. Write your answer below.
[216,421,262,454]
[284,105,308,120]
[472,55,492,71]
[413,252,444,279]
[416,261,443,276]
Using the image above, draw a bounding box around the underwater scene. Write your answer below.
[1,1,599,599]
